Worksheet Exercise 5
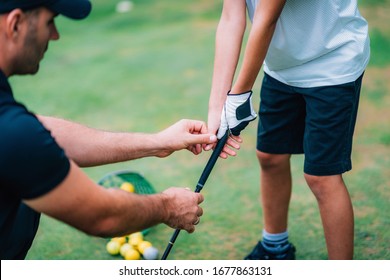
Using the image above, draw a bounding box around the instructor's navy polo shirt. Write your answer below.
[0,70,70,259]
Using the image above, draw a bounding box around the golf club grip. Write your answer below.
[161,131,229,260]
[196,131,229,192]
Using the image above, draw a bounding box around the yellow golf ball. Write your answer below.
[111,236,127,245]
[129,236,143,248]
[106,240,120,255]
[128,232,143,240]
[120,182,135,193]
[120,243,133,257]
[124,248,141,260]
[138,240,152,254]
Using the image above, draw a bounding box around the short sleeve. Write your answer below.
[0,109,70,199]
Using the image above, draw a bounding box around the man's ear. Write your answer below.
[5,9,25,39]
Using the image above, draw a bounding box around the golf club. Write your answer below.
[161,130,230,260]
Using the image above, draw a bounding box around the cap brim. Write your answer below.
[48,0,92,20]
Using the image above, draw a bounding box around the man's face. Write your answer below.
[13,8,59,75]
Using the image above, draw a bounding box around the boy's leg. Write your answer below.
[245,74,304,260]
[304,174,354,259]
[257,151,292,234]
[256,74,305,236]
[301,74,363,259]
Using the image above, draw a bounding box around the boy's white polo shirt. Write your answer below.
[245,0,370,87]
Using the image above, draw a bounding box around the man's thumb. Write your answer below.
[190,134,217,145]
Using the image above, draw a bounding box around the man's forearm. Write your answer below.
[37,115,162,167]
[92,188,168,237]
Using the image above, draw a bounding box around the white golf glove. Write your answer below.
[217,91,257,139]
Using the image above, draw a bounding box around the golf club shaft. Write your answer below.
[161,130,229,260]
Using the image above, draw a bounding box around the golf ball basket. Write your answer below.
[98,170,156,235]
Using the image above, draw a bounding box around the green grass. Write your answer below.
[360,0,390,6]
[368,29,390,67]
[16,0,390,260]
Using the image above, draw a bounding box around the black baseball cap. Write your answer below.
[0,0,92,20]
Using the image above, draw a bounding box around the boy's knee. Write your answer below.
[304,173,322,187]
[256,150,290,170]
[304,173,343,201]
[304,174,328,201]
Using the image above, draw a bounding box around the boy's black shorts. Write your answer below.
[257,72,364,176]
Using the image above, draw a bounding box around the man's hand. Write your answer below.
[155,119,217,157]
[217,91,257,139]
[161,187,204,233]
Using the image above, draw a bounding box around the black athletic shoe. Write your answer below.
[244,241,296,260]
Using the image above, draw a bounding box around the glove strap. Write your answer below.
[227,90,254,120]
[227,90,252,96]
[236,94,253,120]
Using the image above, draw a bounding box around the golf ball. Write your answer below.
[125,248,141,260]
[120,182,135,193]
[143,246,159,260]
[106,240,120,255]
[137,240,152,254]
[116,1,133,13]
[120,243,133,257]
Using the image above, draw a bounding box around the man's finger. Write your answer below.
[189,134,217,145]
[197,207,204,217]
[186,225,195,234]
[196,193,204,204]
[187,120,208,134]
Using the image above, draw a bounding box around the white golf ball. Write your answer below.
[143,246,159,260]
[116,1,134,13]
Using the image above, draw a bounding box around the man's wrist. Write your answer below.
[158,192,171,225]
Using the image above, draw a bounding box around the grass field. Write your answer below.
[13,0,389,260]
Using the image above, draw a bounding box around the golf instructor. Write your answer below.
[0,0,217,259]
[206,0,369,259]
